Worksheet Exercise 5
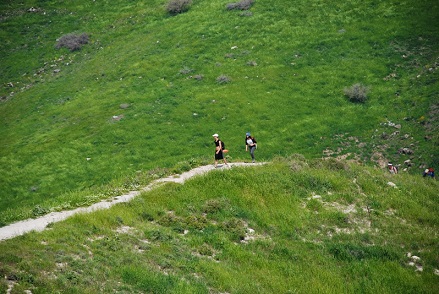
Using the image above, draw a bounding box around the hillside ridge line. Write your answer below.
[0,162,265,241]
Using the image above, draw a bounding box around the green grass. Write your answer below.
[0,158,437,293]
[0,0,438,290]
[1,0,438,225]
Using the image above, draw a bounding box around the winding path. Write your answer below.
[0,162,265,241]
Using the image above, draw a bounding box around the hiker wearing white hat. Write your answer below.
[388,163,398,174]
[213,134,228,168]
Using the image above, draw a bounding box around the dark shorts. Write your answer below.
[215,151,224,160]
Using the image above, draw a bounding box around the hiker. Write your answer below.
[423,167,435,178]
[388,163,398,174]
[213,133,228,168]
[245,132,257,163]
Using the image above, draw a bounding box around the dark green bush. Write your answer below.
[32,205,49,217]
[55,33,89,51]
[140,212,154,221]
[344,83,370,103]
[166,0,192,15]
[145,230,172,241]
[328,243,399,261]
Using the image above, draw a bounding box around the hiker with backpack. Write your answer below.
[423,167,435,178]
[388,163,398,174]
[245,132,257,163]
[213,134,228,168]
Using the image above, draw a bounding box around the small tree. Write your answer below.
[166,0,192,15]
[344,83,370,103]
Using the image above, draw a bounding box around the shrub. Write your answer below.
[226,0,255,10]
[344,83,370,103]
[32,205,49,217]
[286,154,308,171]
[328,243,399,261]
[157,212,183,228]
[140,212,154,221]
[55,33,89,51]
[240,10,253,17]
[197,243,215,256]
[171,161,192,173]
[192,74,204,81]
[184,215,208,230]
[220,218,246,241]
[319,158,350,171]
[166,0,192,15]
[216,74,231,84]
[179,66,193,75]
[202,198,230,214]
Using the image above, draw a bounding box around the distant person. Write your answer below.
[245,132,257,163]
[213,134,228,168]
[423,167,435,178]
[388,163,398,174]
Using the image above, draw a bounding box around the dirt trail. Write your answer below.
[0,162,265,241]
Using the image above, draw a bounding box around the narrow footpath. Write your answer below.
[0,162,265,241]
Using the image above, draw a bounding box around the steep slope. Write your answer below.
[0,157,438,292]
[1,0,438,225]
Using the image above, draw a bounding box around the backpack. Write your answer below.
[220,140,225,150]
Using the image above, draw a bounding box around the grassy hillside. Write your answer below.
[0,157,438,293]
[1,0,438,225]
